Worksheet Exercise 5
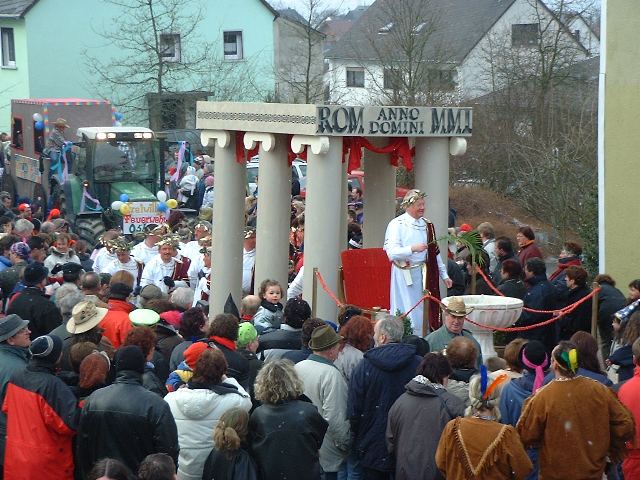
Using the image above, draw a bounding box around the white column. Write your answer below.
[202,130,244,319]
[340,159,348,251]
[249,132,290,293]
[292,135,342,320]
[414,138,450,300]
[362,138,396,248]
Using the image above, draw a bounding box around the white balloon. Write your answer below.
[156,191,168,202]
[111,201,123,210]
[32,113,43,122]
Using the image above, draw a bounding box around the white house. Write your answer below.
[326,0,599,105]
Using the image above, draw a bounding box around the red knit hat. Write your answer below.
[160,310,182,329]
[183,342,209,369]
[47,208,61,221]
[459,223,473,233]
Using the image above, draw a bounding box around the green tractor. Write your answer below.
[52,126,165,243]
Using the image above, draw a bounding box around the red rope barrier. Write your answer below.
[314,270,345,308]
[475,267,598,315]
[313,269,600,333]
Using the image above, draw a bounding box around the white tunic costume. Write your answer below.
[242,248,256,295]
[130,241,159,265]
[103,257,143,288]
[192,266,211,306]
[92,249,117,274]
[187,254,205,290]
[181,240,202,264]
[140,255,188,294]
[383,213,449,334]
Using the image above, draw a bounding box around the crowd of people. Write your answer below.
[0,172,640,480]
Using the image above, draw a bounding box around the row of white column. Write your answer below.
[202,130,460,322]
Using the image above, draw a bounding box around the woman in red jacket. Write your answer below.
[516,226,544,265]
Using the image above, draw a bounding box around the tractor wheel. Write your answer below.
[75,216,106,247]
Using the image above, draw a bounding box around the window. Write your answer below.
[346,68,364,88]
[378,23,393,34]
[1,27,16,68]
[428,69,456,90]
[224,31,243,60]
[511,23,539,47]
[11,117,23,150]
[573,29,581,42]
[413,22,427,34]
[383,68,401,90]
[159,33,181,62]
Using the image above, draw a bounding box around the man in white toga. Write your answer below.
[383,189,452,335]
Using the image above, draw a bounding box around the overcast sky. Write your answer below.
[275,0,373,14]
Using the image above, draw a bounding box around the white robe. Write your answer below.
[192,266,211,306]
[130,241,159,265]
[102,257,142,288]
[242,248,256,295]
[140,255,187,294]
[187,254,205,290]
[383,213,449,334]
[92,249,117,274]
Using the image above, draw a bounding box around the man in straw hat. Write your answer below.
[295,324,350,478]
[103,237,144,288]
[131,223,168,265]
[140,233,191,294]
[384,189,452,335]
[425,296,482,365]
[45,118,70,154]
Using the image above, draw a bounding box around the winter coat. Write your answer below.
[0,255,11,272]
[609,345,635,382]
[76,369,179,476]
[597,282,626,329]
[250,398,328,480]
[202,447,258,480]
[0,260,27,302]
[499,372,540,480]
[334,343,364,384]
[99,298,135,348]
[155,323,183,382]
[282,346,312,364]
[447,259,466,297]
[7,287,63,339]
[492,251,519,285]
[348,342,422,472]
[44,248,81,272]
[549,256,582,302]
[164,378,252,480]
[498,278,527,300]
[170,340,194,370]
[258,326,301,354]
[143,362,168,396]
[557,285,592,340]
[238,349,262,404]
[515,274,557,352]
[2,360,79,480]
[296,354,351,472]
[252,300,284,334]
[0,344,30,469]
[387,376,464,480]
[166,360,195,392]
[617,366,640,479]
[543,368,612,387]
[517,242,543,266]
[206,337,250,389]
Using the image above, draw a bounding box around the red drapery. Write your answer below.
[342,137,415,173]
[234,132,307,166]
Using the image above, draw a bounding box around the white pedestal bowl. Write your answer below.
[441,295,523,361]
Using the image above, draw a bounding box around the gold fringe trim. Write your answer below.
[453,417,509,478]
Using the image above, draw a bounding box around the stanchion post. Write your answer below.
[591,282,600,339]
[312,267,319,318]
[471,259,477,295]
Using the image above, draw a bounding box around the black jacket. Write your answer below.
[238,349,262,404]
[498,278,527,300]
[7,286,63,339]
[598,282,626,328]
[0,260,28,301]
[258,328,301,352]
[250,399,327,480]
[558,285,593,341]
[207,338,250,389]
[76,370,179,476]
[203,447,258,480]
[515,274,557,352]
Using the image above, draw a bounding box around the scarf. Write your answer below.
[261,299,283,313]
[521,351,549,393]
[210,335,236,351]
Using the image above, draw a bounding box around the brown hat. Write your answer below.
[308,324,342,351]
[442,296,474,318]
[54,118,70,129]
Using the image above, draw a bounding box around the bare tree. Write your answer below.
[84,0,265,124]
[454,0,598,246]
[346,0,460,106]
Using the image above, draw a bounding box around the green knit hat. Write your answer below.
[237,322,258,348]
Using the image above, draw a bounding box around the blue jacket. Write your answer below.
[0,256,11,272]
[609,345,634,382]
[348,343,421,472]
[517,274,558,352]
[499,372,539,480]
